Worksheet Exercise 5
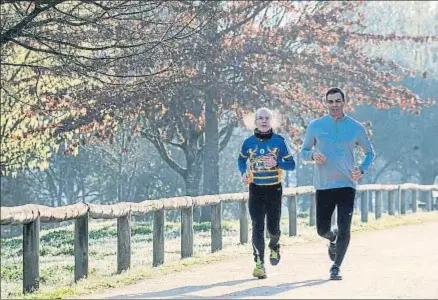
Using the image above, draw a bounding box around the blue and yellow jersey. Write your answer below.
[238,133,295,185]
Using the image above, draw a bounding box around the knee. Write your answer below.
[317,227,330,238]
[268,229,281,239]
[252,219,265,233]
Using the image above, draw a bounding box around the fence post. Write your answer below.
[354,192,360,215]
[375,190,382,219]
[368,190,374,213]
[287,195,297,236]
[23,217,40,294]
[239,201,248,244]
[433,193,437,211]
[211,202,222,253]
[181,206,194,258]
[383,191,389,213]
[400,188,407,214]
[395,187,401,213]
[361,191,368,222]
[388,191,395,216]
[426,191,432,211]
[432,191,437,211]
[412,189,418,213]
[117,213,131,273]
[309,193,316,226]
[74,213,89,282]
[153,209,165,267]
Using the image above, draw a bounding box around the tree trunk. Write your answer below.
[201,82,219,222]
[117,128,126,203]
[65,174,76,205]
[184,165,202,223]
[419,168,437,185]
[147,123,204,216]
[185,173,201,197]
[418,168,437,202]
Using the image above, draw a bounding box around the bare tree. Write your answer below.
[0,1,217,175]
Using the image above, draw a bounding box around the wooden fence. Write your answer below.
[1,183,437,294]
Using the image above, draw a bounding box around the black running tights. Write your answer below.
[248,183,282,263]
[316,187,355,266]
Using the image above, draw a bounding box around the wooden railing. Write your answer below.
[1,183,437,294]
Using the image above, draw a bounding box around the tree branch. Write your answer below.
[1,0,65,45]
[218,2,271,37]
[140,129,186,177]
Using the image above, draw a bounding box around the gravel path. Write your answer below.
[88,221,438,299]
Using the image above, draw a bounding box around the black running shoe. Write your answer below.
[269,248,280,266]
[330,264,342,280]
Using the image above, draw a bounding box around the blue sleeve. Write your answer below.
[277,138,295,171]
[300,122,316,162]
[357,125,375,173]
[237,140,249,175]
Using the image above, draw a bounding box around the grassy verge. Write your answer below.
[1,211,437,299]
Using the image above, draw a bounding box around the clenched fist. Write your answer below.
[312,151,326,164]
[351,167,362,181]
[242,172,252,185]
[262,155,277,168]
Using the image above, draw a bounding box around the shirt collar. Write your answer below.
[328,113,348,121]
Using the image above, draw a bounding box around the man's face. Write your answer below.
[326,92,345,118]
[254,110,272,132]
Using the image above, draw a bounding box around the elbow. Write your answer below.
[280,160,296,171]
[300,151,313,163]
[287,163,296,171]
[290,159,296,170]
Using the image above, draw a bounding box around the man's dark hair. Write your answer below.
[325,87,345,102]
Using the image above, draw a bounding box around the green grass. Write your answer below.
[0,219,238,299]
[1,211,437,299]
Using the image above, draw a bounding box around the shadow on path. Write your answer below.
[106,278,329,299]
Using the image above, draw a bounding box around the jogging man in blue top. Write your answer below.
[238,107,295,279]
[300,87,375,280]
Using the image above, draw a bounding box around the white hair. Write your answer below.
[243,108,281,130]
[255,107,273,120]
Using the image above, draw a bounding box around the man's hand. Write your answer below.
[313,151,326,164]
[351,167,362,181]
[242,172,250,184]
[262,155,277,168]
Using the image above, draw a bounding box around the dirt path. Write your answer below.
[88,221,438,299]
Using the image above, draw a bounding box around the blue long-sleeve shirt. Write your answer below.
[300,114,375,190]
[238,133,295,185]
